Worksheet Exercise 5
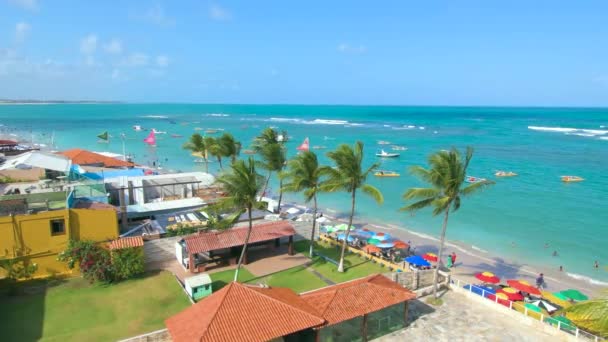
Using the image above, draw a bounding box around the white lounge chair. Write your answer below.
[187,213,200,222]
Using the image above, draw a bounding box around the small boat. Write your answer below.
[151,128,167,134]
[193,159,205,163]
[378,140,391,145]
[495,171,517,177]
[561,175,584,183]
[375,149,400,158]
[297,138,309,152]
[133,125,143,131]
[205,129,218,134]
[171,134,183,138]
[312,145,327,150]
[243,149,256,155]
[323,136,335,140]
[391,145,408,151]
[194,127,203,131]
[465,176,487,183]
[374,170,400,177]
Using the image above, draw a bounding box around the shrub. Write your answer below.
[111,247,144,281]
[58,240,113,283]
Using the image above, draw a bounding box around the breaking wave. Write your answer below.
[566,272,608,286]
[528,126,608,138]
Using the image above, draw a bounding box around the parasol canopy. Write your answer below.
[497,287,524,301]
[487,293,511,307]
[475,272,500,284]
[422,253,438,262]
[541,291,572,308]
[363,245,381,253]
[367,238,382,245]
[336,233,354,242]
[334,224,352,231]
[376,242,395,249]
[530,299,560,314]
[524,303,542,313]
[506,280,541,295]
[351,229,374,239]
[559,289,588,301]
[393,241,409,249]
[405,255,431,267]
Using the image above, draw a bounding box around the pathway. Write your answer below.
[306,267,335,285]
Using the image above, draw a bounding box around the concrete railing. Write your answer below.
[117,329,171,342]
[450,277,603,341]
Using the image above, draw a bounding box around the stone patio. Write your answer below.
[374,290,562,342]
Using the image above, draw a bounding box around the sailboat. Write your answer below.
[297,137,310,152]
[97,131,110,144]
[143,131,156,147]
[375,149,400,158]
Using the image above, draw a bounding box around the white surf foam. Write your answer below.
[600,137,608,141]
[566,272,608,286]
[309,119,349,125]
[471,245,489,253]
[205,113,230,117]
[528,126,577,133]
[269,117,302,123]
[141,115,169,119]
[529,126,608,139]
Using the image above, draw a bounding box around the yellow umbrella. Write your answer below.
[541,291,572,309]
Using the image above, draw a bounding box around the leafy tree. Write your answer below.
[565,292,608,338]
[401,147,494,298]
[58,240,113,283]
[257,143,287,209]
[321,141,383,272]
[111,247,144,281]
[218,132,241,164]
[216,157,264,282]
[282,151,326,257]
[183,133,209,172]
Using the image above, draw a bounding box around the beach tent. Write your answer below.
[405,255,431,267]
[0,151,71,173]
[530,299,560,314]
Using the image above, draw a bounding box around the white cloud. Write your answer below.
[337,43,367,54]
[80,34,98,54]
[103,39,123,54]
[9,0,39,11]
[121,53,149,67]
[15,22,31,43]
[209,4,231,21]
[143,4,174,26]
[156,55,169,67]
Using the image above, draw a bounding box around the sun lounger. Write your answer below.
[180,214,188,222]
[187,213,200,222]
[175,216,182,223]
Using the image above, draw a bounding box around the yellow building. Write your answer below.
[0,208,119,278]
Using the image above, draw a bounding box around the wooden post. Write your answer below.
[288,236,295,255]
[404,301,409,327]
[361,314,368,342]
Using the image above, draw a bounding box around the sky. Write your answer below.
[1,0,608,106]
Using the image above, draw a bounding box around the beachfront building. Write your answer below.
[58,148,135,169]
[0,139,38,156]
[0,208,119,278]
[176,221,296,273]
[165,274,416,342]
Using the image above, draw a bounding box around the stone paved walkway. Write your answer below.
[374,291,562,342]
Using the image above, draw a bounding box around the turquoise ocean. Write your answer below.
[1,104,607,284]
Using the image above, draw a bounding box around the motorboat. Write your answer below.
[495,171,517,177]
[375,149,400,158]
[561,175,584,183]
[374,170,400,177]
[133,125,143,131]
[391,145,408,151]
[377,140,391,145]
[465,176,487,183]
[151,128,167,134]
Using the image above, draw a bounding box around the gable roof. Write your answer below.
[59,149,134,168]
[184,221,296,254]
[300,274,416,326]
[108,236,144,250]
[165,282,325,342]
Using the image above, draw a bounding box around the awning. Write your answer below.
[0,151,71,173]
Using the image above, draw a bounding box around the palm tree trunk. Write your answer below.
[234,207,253,282]
[261,171,272,198]
[204,157,209,173]
[432,208,450,298]
[338,189,356,273]
[277,178,284,211]
[217,156,223,170]
[309,192,318,258]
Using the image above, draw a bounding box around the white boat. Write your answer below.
[391,145,408,151]
[193,158,205,163]
[495,170,517,177]
[375,149,400,158]
[377,140,391,145]
[133,125,143,131]
[465,176,487,183]
[151,128,167,134]
[561,175,584,183]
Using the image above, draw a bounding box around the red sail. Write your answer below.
[297,137,309,151]
[143,131,156,145]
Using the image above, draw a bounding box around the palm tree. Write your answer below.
[253,128,288,208]
[282,151,325,257]
[322,141,383,272]
[205,137,224,170]
[183,133,209,172]
[218,132,241,164]
[401,147,494,298]
[216,157,264,282]
[565,293,608,338]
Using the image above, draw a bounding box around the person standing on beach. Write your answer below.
[446,254,453,268]
[536,273,545,289]
[451,252,457,267]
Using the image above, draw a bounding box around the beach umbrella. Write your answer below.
[405,255,431,267]
[375,234,392,242]
[506,280,541,296]
[374,232,385,236]
[475,272,500,284]
[530,300,560,314]
[393,241,409,249]
[422,253,438,262]
[367,238,382,245]
[497,287,524,301]
[545,316,575,331]
[336,233,354,242]
[351,229,374,239]
[363,245,381,254]
[524,303,542,313]
[487,293,511,307]
[541,291,572,308]
[334,224,350,231]
[376,242,395,249]
[559,289,588,301]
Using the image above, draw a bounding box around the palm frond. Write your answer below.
[361,184,383,204]
[399,197,435,212]
[565,298,608,337]
[461,179,495,196]
[402,187,440,200]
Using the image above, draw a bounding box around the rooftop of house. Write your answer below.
[59,148,134,168]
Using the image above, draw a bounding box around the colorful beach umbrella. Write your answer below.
[541,291,572,308]
[367,238,382,245]
[497,287,524,301]
[530,299,560,314]
[363,245,381,254]
[336,233,354,242]
[506,280,541,295]
[351,229,374,239]
[374,232,386,237]
[487,293,511,307]
[376,242,395,249]
[393,241,409,249]
[475,272,500,284]
[405,255,431,267]
[545,316,575,331]
[422,253,438,262]
[559,289,588,301]
[524,303,542,313]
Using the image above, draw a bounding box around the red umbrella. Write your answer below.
[422,253,438,262]
[497,287,524,301]
[363,245,381,254]
[487,293,511,307]
[393,241,409,249]
[507,280,541,296]
[375,232,385,237]
[475,272,500,284]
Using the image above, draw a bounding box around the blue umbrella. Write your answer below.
[351,229,374,239]
[376,242,395,249]
[373,233,392,241]
[405,255,431,267]
[336,233,355,242]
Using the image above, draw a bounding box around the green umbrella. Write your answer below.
[324,226,335,233]
[334,224,349,231]
[524,303,541,313]
[552,292,570,301]
[544,316,575,331]
[367,238,381,245]
[560,289,588,301]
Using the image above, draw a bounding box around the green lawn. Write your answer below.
[209,268,256,292]
[0,271,191,342]
[309,240,388,283]
[253,265,327,293]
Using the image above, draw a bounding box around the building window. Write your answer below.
[50,219,66,235]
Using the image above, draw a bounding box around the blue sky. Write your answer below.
[1,0,608,106]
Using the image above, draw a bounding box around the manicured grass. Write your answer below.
[0,271,191,342]
[208,268,256,292]
[309,241,387,283]
[252,265,327,293]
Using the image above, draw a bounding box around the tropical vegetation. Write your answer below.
[565,292,608,338]
[253,127,288,210]
[322,141,383,272]
[401,147,493,298]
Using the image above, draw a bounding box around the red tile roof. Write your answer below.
[301,274,417,326]
[184,221,296,254]
[108,236,144,250]
[165,282,325,342]
[0,140,17,146]
[58,148,134,168]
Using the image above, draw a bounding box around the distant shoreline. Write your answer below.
[0,100,122,105]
